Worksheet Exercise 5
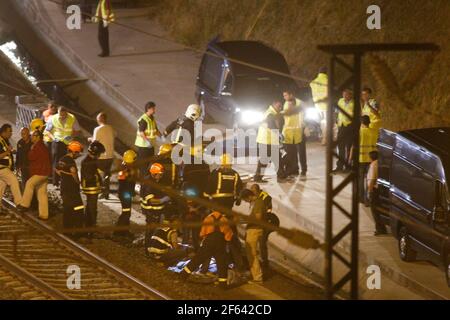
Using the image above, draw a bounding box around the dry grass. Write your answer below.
[153,0,450,130]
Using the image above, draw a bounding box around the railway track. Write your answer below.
[0,198,169,300]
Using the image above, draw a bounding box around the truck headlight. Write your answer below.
[240,110,264,125]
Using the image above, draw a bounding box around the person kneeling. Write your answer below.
[147,214,187,266]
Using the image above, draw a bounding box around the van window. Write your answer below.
[221,67,233,94]
[392,156,434,210]
[199,51,223,92]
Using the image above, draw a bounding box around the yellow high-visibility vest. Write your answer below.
[359,127,378,163]
[93,0,115,23]
[337,98,354,127]
[310,73,328,111]
[282,98,304,144]
[135,114,157,148]
[256,105,279,145]
[51,113,76,145]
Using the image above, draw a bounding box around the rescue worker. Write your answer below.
[81,141,106,237]
[241,189,267,284]
[349,116,378,206]
[141,163,171,254]
[361,87,381,129]
[0,124,22,213]
[205,154,242,210]
[134,102,161,178]
[205,154,244,273]
[147,213,187,266]
[44,106,81,187]
[250,184,272,268]
[17,130,51,220]
[164,104,201,148]
[281,89,307,177]
[180,182,207,251]
[113,150,138,239]
[55,141,84,238]
[334,89,354,172]
[254,99,286,182]
[310,67,328,145]
[16,127,32,191]
[180,211,233,289]
[93,0,115,57]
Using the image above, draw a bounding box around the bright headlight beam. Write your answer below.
[241,110,264,125]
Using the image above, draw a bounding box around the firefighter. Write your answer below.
[141,163,171,254]
[180,211,233,289]
[113,149,138,239]
[81,141,106,237]
[205,153,244,273]
[164,104,201,146]
[55,141,84,238]
[147,212,187,266]
[0,124,22,213]
[205,154,242,209]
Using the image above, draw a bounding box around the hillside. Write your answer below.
[152,0,449,130]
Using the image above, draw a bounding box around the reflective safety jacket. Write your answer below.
[0,136,13,170]
[80,155,103,195]
[258,191,273,213]
[140,175,170,211]
[359,127,378,163]
[282,98,304,144]
[135,114,158,148]
[51,113,76,144]
[204,167,242,199]
[148,226,177,255]
[199,211,233,241]
[310,73,328,111]
[337,98,354,127]
[256,105,281,145]
[93,0,115,23]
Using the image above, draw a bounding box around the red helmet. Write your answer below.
[149,163,164,175]
[67,141,83,153]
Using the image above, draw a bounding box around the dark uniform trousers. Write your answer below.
[137,147,154,178]
[52,142,67,186]
[297,137,308,173]
[114,191,133,237]
[97,158,113,198]
[337,125,354,170]
[255,143,285,178]
[85,194,98,229]
[62,193,84,237]
[184,232,228,282]
[98,22,110,56]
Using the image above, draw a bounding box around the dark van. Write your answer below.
[195,38,311,129]
[377,127,450,286]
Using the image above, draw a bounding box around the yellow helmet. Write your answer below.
[30,118,44,132]
[123,150,137,164]
[158,143,173,156]
[220,153,232,166]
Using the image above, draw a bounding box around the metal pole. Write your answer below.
[325,55,336,299]
[350,53,362,299]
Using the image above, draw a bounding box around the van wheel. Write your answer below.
[445,257,450,287]
[398,227,417,262]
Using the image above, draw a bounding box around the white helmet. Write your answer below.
[185,104,201,121]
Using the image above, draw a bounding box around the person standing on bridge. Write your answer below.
[89,112,115,199]
[44,106,81,188]
[310,67,328,145]
[135,102,161,178]
[93,0,115,57]
[0,124,22,213]
[333,89,354,172]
